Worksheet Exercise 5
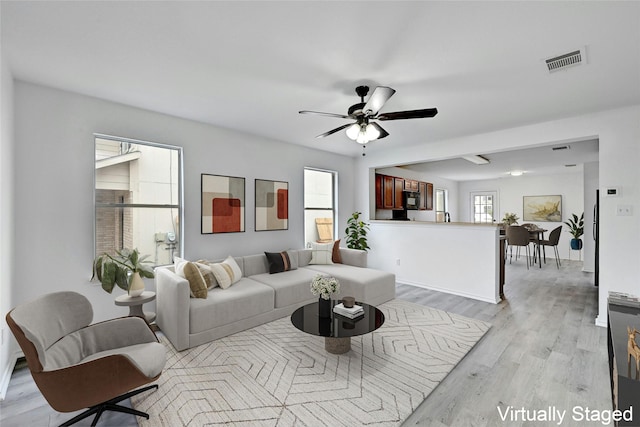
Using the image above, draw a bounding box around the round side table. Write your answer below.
[115,290,156,324]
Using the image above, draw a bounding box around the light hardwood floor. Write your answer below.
[0,260,608,427]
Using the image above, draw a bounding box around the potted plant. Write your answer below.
[92,248,155,296]
[563,212,584,250]
[345,212,370,252]
[501,212,519,226]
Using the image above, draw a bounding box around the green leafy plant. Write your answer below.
[501,212,519,226]
[563,212,584,239]
[345,212,370,252]
[92,248,155,293]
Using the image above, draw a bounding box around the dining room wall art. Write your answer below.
[523,195,562,222]
[255,179,288,231]
[201,174,245,234]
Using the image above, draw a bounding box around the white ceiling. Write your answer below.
[3,1,640,163]
[399,139,599,182]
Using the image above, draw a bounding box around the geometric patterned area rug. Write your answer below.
[131,299,490,426]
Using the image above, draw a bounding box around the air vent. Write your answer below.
[545,48,586,72]
[552,145,570,151]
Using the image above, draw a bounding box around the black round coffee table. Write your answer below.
[290,300,385,354]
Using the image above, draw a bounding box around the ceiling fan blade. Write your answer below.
[299,110,351,119]
[377,108,438,121]
[315,123,354,138]
[370,122,389,139]
[362,86,396,117]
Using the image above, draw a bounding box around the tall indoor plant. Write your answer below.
[563,212,584,250]
[92,248,155,296]
[345,212,370,252]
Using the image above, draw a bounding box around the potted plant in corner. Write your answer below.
[564,212,584,250]
[92,248,155,296]
[345,212,370,252]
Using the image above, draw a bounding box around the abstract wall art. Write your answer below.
[255,179,288,231]
[201,174,245,234]
[523,195,562,222]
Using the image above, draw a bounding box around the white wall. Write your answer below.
[358,104,640,326]
[11,81,356,325]
[0,24,16,399]
[457,172,584,261]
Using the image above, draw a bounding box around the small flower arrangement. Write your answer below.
[310,274,340,300]
[501,212,519,226]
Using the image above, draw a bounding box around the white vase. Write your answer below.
[128,271,145,297]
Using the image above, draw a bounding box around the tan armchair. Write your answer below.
[6,291,165,426]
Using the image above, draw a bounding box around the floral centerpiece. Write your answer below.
[310,274,340,299]
[310,274,340,318]
[501,212,519,226]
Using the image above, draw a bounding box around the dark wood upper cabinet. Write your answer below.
[375,174,383,209]
[418,182,427,210]
[375,173,433,211]
[383,175,395,209]
[394,178,404,209]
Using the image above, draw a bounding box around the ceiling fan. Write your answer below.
[299,85,438,146]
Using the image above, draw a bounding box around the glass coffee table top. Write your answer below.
[290,300,385,339]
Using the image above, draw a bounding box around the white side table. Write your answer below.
[115,291,156,324]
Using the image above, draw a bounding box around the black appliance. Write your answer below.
[403,191,420,210]
[392,209,409,220]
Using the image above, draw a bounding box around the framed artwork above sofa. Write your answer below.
[255,179,288,231]
[201,174,245,234]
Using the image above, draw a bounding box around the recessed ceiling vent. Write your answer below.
[552,145,570,151]
[545,48,586,72]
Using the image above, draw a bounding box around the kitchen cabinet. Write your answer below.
[404,179,418,191]
[375,174,383,209]
[394,178,404,209]
[376,173,433,211]
[382,175,395,209]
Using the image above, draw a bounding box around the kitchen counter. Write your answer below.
[368,220,503,303]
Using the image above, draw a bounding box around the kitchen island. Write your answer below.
[368,220,504,304]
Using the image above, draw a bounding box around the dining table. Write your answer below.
[523,225,547,268]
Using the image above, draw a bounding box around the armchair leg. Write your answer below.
[59,384,158,427]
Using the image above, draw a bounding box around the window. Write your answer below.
[435,188,448,222]
[471,191,497,223]
[304,168,337,247]
[95,134,182,266]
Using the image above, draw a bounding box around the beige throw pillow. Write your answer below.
[174,257,208,298]
[309,242,334,265]
[210,256,242,289]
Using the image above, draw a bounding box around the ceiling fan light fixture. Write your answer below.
[356,132,369,144]
[364,123,380,141]
[345,123,361,140]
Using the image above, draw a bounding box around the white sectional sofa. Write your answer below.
[155,248,396,351]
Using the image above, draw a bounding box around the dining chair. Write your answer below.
[540,225,562,268]
[506,225,532,269]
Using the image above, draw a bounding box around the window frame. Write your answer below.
[93,133,184,266]
[303,167,338,247]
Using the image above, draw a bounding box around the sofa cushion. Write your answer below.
[209,256,242,289]
[189,278,275,334]
[174,257,211,298]
[303,264,395,303]
[309,242,334,265]
[332,240,343,264]
[264,250,298,274]
[249,268,319,308]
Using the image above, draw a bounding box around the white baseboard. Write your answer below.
[397,280,501,304]
[0,351,20,400]
[595,313,607,328]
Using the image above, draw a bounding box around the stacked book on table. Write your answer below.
[333,303,364,319]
